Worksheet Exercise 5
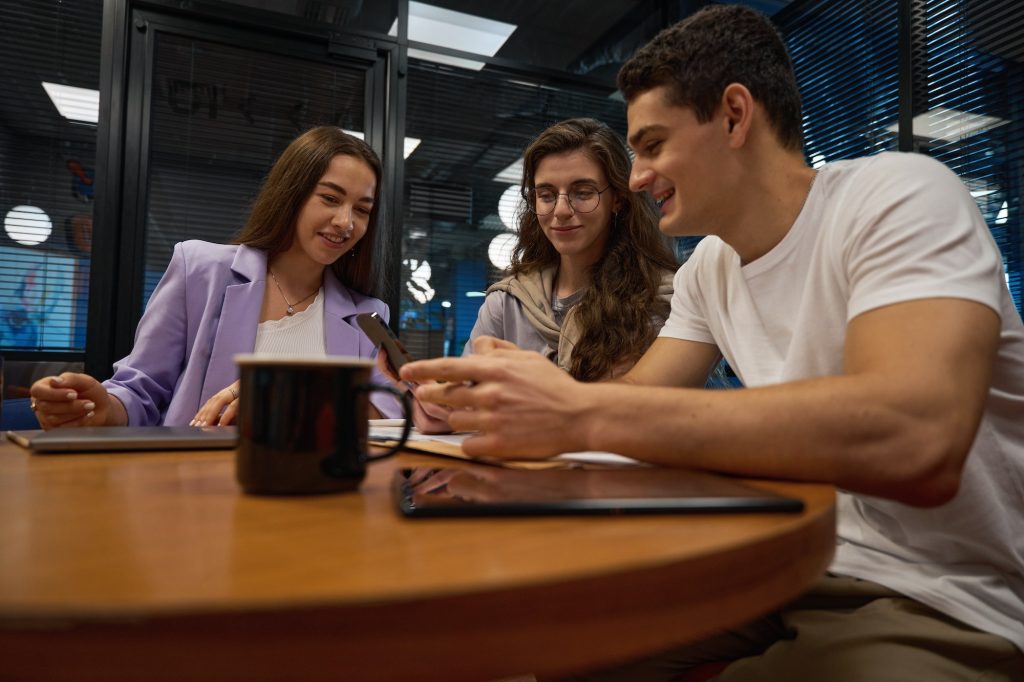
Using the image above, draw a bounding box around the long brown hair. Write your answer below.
[512,117,677,380]
[234,126,387,297]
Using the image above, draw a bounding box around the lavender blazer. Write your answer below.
[104,241,401,425]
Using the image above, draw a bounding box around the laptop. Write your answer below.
[4,425,238,454]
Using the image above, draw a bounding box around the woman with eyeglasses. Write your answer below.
[387,117,677,432]
[29,126,400,429]
[470,117,677,377]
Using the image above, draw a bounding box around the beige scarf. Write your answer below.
[486,266,674,376]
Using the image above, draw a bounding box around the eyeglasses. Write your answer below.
[525,184,610,216]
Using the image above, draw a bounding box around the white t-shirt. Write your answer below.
[661,152,1024,650]
[253,288,327,356]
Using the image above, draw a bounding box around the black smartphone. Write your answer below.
[356,312,416,374]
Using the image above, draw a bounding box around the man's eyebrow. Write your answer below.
[319,181,374,203]
[628,124,666,149]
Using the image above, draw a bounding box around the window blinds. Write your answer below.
[912,0,1023,312]
[776,0,900,165]
[0,1,102,352]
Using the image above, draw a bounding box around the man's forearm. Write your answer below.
[580,375,977,507]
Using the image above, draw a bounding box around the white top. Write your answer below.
[661,152,1024,650]
[253,288,327,356]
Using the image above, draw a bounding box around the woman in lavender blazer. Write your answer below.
[30,127,400,426]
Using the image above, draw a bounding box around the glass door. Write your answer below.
[110,10,387,362]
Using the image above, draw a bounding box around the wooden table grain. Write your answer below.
[0,440,835,682]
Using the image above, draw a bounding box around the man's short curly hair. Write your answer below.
[617,4,804,151]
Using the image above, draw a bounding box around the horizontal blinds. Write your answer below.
[776,0,900,166]
[143,32,366,306]
[0,1,101,352]
[401,59,629,357]
[915,0,1023,312]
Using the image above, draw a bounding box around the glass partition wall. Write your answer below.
[1,0,1021,404]
[0,0,101,402]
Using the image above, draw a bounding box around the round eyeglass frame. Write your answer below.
[524,185,611,216]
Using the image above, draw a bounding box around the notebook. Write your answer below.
[4,425,238,453]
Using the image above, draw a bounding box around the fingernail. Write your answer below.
[66,391,77,400]
[189,420,195,426]
[52,376,64,385]
[85,411,95,419]
[83,402,95,411]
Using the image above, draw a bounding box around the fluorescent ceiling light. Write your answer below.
[508,79,560,92]
[389,1,516,72]
[402,137,422,158]
[492,157,522,184]
[42,82,99,124]
[343,129,421,159]
[886,107,1010,142]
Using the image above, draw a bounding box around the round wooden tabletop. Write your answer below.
[0,441,835,682]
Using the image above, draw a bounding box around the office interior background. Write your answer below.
[0,0,1021,399]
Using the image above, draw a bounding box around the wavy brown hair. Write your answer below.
[233,126,387,298]
[512,117,677,381]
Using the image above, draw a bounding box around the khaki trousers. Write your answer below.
[564,574,1024,682]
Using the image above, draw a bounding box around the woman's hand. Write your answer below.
[191,380,239,426]
[375,349,454,434]
[407,388,455,434]
[29,373,115,430]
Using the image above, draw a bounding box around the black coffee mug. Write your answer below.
[234,355,412,495]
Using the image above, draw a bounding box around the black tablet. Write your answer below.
[393,465,804,517]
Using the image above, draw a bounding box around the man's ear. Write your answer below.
[721,83,754,148]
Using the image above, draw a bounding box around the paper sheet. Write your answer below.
[368,421,645,469]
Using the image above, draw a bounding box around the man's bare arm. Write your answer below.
[617,336,722,388]
[404,299,998,507]
[581,298,998,506]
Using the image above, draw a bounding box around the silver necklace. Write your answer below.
[269,269,318,316]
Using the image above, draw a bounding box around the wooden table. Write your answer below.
[0,440,835,682]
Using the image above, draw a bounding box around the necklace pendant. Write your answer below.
[286,306,295,315]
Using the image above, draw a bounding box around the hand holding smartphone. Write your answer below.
[357,312,454,434]
[356,312,415,375]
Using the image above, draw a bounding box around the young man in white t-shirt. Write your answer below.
[402,5,1024,680]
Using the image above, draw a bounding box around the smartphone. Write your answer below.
[356,312,415,374]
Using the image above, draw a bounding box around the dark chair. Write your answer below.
[1,398,40,430]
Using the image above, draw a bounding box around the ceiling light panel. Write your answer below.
[41,82,99,124]
[390,2,516,72]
